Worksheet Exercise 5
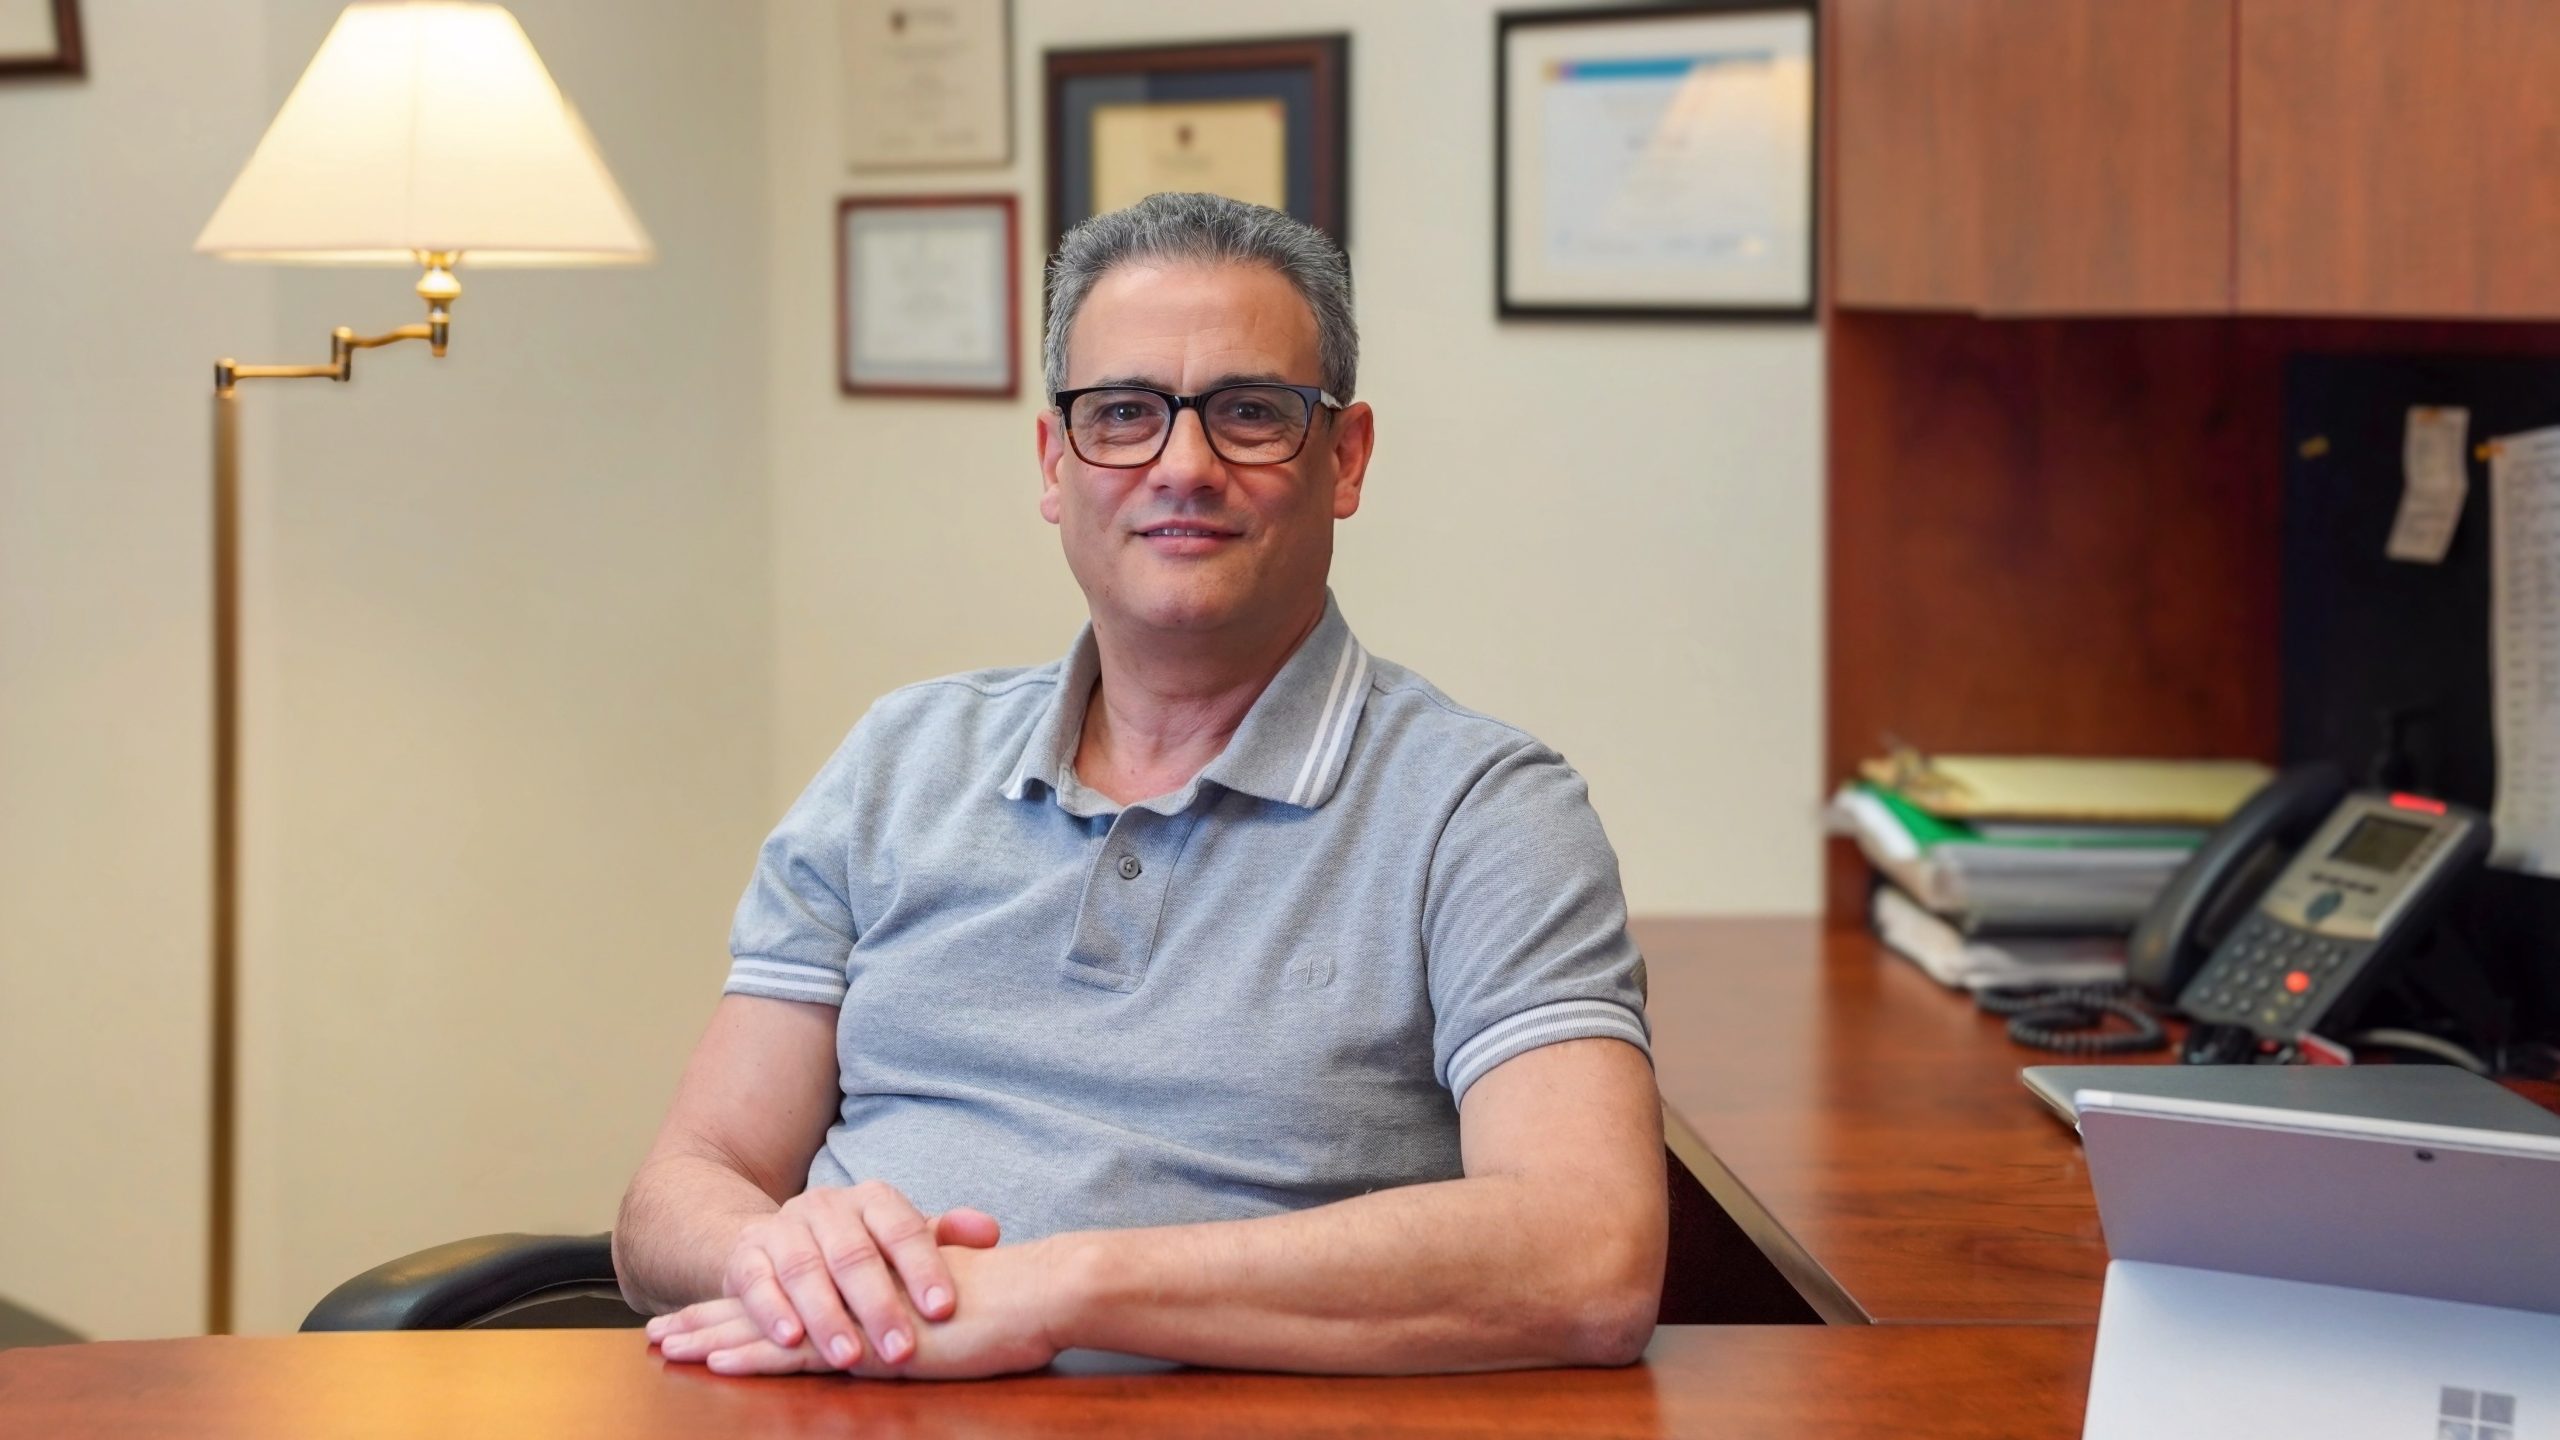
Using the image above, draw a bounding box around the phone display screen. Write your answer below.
[2328,815,2430,872]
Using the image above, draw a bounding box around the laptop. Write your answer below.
[2019,1061,2560,1136]
[2077,1091,2560,1440]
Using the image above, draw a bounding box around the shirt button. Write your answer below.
[1117,854,1142,880]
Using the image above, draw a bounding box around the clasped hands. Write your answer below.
[647,1180,1061,1379]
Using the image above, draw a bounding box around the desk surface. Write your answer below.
[19,918,2540,1433]
[0,1325,2098,1439]
[1639,918,2172,1325]
[1636,917,2560,1326]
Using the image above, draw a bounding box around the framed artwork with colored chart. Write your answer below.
[1497,2,1816,320]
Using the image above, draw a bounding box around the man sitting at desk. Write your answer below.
[617,193,1664,1379]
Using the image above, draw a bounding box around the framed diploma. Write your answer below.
[0,0,82,78]
[1044,36,1348,248]
[838,0,1011,170]
[838,195,1021,398]
[1496,2,1816,320]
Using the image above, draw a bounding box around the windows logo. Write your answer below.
[2439,1386,2516,1440]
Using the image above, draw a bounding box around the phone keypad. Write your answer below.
[2181,912,2370,1036]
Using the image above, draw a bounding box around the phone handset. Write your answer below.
[1984,764,2349,1058]
[2127,763,2349,1003]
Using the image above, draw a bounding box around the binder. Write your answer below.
[1860,752,2272,826]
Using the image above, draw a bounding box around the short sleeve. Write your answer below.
[1424,741,1651,1108]
[723,723,867,1006]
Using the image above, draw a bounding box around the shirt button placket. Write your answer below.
[1064,810,1177,989]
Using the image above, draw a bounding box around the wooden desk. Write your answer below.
[1637,918,2163,1326]
[0,1325,2098,1438]
[1638,917,2560,1327]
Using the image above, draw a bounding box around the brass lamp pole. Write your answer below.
[202,253,462,1335]
[195,0,648,1335]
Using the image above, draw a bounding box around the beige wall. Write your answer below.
[226,0,773,1334]
[0,0,274,1343]
[3,0,1824,1343]
[764,0,1826,914]
[1,0,774,1337]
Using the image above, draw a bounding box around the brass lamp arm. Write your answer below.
[211,252,461,397]
[214,315,447,396]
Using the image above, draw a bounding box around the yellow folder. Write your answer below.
[1859,752,2274,825]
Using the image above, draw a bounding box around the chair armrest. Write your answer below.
[301,1233,626,1332]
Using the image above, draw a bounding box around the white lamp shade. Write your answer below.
[195,1,651,266]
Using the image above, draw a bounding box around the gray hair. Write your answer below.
[1042,192,1357,401]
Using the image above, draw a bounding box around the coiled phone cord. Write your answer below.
[1976,983,2169,1056]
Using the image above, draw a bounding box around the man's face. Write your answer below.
[1037,261,1374,641]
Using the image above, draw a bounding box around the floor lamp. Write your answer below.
[193,0,649,1334]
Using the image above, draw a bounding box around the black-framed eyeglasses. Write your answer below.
[1052,382,1345,468]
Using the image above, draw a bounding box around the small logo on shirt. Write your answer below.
[1285,953,1335,989]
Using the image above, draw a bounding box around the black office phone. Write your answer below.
[2174,791,2490,1048]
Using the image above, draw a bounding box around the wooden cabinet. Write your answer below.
[1835,0,2231,315]
[1837,0,2560,320]
[2238,0,2560,318]
[1976,0,2231,314]
[1832,0,1984,309]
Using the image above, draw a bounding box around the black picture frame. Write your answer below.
[1495,1,1819,322]
[0,0,83,79]
[1043,34,1350,252]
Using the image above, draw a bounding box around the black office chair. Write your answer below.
[300,1149,1816,1331]
[301,1233,642,1332]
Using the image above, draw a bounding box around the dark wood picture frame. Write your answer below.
[1495,1,1819,322]
[837,193,1022,400]
[0,0,83,78]
[1042,34,1350,251]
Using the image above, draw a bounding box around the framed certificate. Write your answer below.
[838,0,1012,171]
[1497,2,1817,320]
[838,195,1020,398]
[1044,36,1348,248]
[0,0,82,78]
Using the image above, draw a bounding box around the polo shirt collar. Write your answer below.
[998,593,1373,814]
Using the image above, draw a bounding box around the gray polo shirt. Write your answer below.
[723,595,1650,1242]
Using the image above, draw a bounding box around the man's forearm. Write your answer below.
[612,1152,781,1315]
[1042,1168,1664,1374]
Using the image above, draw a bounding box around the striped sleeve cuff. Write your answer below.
[722,955,849,1006]
[1445,998,1652,1108]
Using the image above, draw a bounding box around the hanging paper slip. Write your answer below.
[2387,406,2470,564]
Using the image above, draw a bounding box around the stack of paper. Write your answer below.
[1838,753,2273,992]
[1870,886,2126,990]
[1831,782,2203,930]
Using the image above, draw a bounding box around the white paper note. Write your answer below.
[2388,406,2470,564]
[852,221,1002,368]
[2487,425,2560,876]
